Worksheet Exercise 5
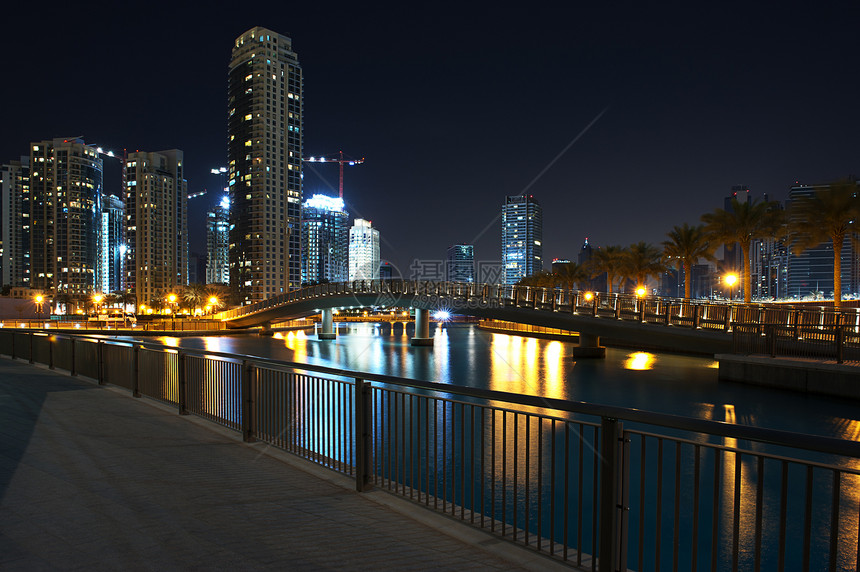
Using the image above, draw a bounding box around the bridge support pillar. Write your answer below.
[259,321,274,336]
[573,332,605,358]
[411,308,433,346]
[319,309,336,340]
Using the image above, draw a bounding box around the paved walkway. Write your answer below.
[0,358,568,571]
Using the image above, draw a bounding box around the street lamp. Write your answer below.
[208,296,219,315]
[34,294,44,323]
[724,273,738,302]
[167,293,177,329]
[93,293,103,317]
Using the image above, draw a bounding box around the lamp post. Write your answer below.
[93,293,103,317]
[724,273,738,302]
[34,294,44,324]
[167,293,177,330]
[208,296,219,315]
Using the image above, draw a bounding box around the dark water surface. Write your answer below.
[128,322,860,440]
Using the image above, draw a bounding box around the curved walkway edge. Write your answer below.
[0,358,571,571]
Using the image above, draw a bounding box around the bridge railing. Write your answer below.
[214,281,860,338]
[733,322,860,364]
[4,329,859,570]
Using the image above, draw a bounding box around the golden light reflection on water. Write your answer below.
[488,333,566,400]
[158,336,180,347]
[284,330,307,362]
[623,351,655,370]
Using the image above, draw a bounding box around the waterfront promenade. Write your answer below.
[0,358,565,571]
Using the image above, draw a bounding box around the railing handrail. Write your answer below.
[25,329,860,461]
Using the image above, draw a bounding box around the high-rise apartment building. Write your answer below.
[348,218,380,281]
[502,194,542,284]
[206,195,230,284]
[30,138,103,299]
[0,157,30,288]
[124,150,188,308]
[228,27,303,304]
[447,244,475,283]
[98,193,125,295]
[301,194,348,285]
[786,183,860,299]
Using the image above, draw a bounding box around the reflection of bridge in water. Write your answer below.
[218,281,860,357]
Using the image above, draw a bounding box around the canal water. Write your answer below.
[123,322,860,570]
[137,322,860,441]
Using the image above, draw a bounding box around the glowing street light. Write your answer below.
[636,287,646,298]
[34,294,44,321]
[724,273,738,302]
[93,293,103,317]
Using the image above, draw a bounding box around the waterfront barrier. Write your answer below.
[2,329,859,571]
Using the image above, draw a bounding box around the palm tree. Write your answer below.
[701,198,784,303]
[183,283,209,314]
[662,224,716,300]
[623,242,666,291]
[548,261,587,291]
[788,179,860,309]
[587,245,627,294]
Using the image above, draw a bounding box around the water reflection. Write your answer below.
[624,351,655,370]
[123,324,860,441]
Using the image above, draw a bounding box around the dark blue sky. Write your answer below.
[1,2,857,278]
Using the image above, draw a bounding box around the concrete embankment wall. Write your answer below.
[716,354,860,400]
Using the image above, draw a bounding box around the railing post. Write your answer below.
[614,295,622,320]
[177,351,188,415]
[48,335,54,369]
[692,304,701,329]
[836,325,844,364]
[592,294,599,317]
[29,332,34,364]
[768,325,776,357]
[97,340,105,384]
[354,378,372,492]
[599,417,623,572]
[70,337,76,376]
[132,344,141,397]
[241,360,256,442]
[10,332,15,360]
[724,305,733,332]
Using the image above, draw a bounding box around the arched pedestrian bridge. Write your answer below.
[215,281,857,357]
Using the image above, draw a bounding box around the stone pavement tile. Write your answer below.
[0,358,567,571]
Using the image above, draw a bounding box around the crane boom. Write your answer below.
[302,150,364,198]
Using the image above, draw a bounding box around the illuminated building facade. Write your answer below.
[0,157,30,288]
[98,193,125,294]
[301,194,348,285]
[29,138,103,299]
[206,196,230,284]
[446,244,475,282]
[228,27,303,304]
[348,218,379,281]
[125,150,188,308]
[502,194,542,284]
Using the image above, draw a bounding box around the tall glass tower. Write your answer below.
[348,219,380,281]
[301,194,348,285]
[30,138,103,301]
[502,195,542,284]
[446,244,475,283]
[206,196,230,284]
[228,27,303,304]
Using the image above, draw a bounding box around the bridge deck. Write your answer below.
[0,358,565,571]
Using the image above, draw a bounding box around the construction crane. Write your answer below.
[303,151,364,199]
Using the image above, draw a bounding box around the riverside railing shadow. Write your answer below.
[1,329,859,571]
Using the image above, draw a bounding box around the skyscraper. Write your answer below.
[124,150,188,308]
[98,193,125,295]
[206,196,230,285]
[447,244,475,282]
[301,194,348,285]
[0,157,30,288]
[348,219,380,281]
[502,195,542,284]
[228,27,303,304]
[30,138,103,300]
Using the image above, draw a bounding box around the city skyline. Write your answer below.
[0,5,858,278]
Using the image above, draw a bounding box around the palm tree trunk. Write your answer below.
[833,236,843,309]
[684,263,692,300]
[606,273,614,294]
[742,241,752,304]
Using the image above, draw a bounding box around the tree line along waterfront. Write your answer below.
[519,178,860,309]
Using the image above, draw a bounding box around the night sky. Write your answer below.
[2,3,858,280]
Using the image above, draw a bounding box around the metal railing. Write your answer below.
[3,329,859,571]
[216,280,860,336]
[733,322,860,364]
